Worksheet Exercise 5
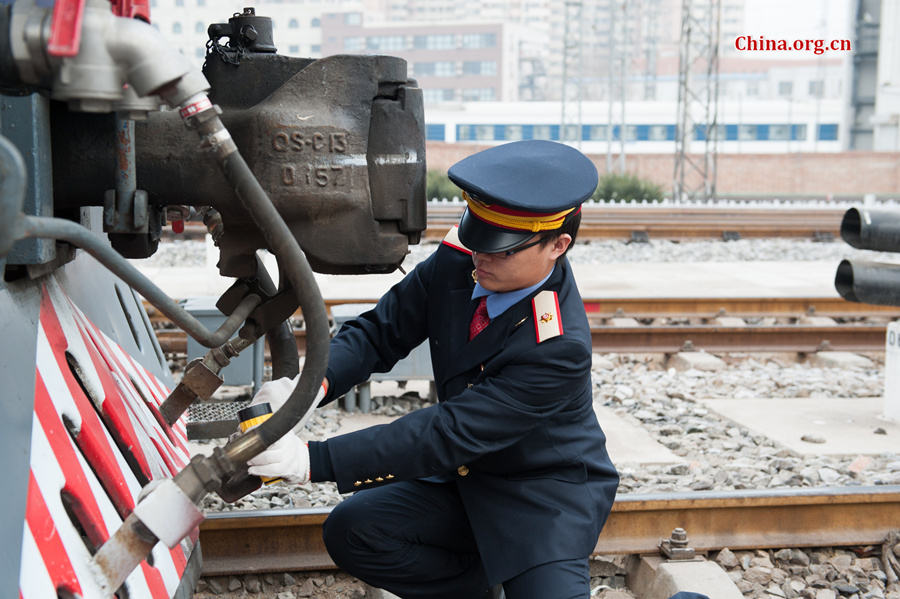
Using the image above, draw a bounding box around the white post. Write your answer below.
[884,321,900,421]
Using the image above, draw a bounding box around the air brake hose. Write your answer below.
[254,254,300,380]
[169,93,329,467]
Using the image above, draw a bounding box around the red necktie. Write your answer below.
[469,297,490,340]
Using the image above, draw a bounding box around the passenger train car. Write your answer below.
[424,100,844,153]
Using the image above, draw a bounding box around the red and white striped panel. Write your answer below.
[19,279,194,598]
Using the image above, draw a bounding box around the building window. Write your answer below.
[434,61,455,77]
[461,88,495,101]
[172,22,182,34]
[367,36,405,51]
[197,0,205,5]
[195,47,204,58]
[345,13,362,26]
[195,21,204,33]
[461,33,496,48]
[289,18,299,28]
[344,37,364,51]
[414,34,455,50]
[423,89,455,103]
[746,81,759,96]
[311,44,321,54]
[415,62,435,76]
[289,45,300,54]
[778,81,793,97]
[311,18,321,27]
[175,0,183,6]
[809,80,824,98]
[463,61,497,75]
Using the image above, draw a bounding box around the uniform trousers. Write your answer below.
[322,479,591,599]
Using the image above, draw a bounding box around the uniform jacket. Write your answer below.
[317,238,619,583]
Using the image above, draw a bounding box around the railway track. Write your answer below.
[166,203,848,242]
[198,485,900,576]
[149,296,899,354]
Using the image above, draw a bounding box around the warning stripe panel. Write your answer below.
[20,281,193,598]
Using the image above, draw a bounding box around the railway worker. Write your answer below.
[247,139,620,599]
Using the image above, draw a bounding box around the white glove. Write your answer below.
[247,433,310,484]
[249,375,328,434]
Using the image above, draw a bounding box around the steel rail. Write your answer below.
[198,486,900,576]
[153,321,891,355]
[166,204,846,241]
[146,296,900,323]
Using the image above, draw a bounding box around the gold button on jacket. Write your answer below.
[457,465,469,476]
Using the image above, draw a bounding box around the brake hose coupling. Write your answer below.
[178,93,237,159]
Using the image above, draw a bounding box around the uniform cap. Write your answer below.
[448,140,598,253]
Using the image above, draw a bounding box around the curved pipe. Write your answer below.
[255,254,300,380]
[17,215,261,346]
[0,134,26,256]
[216,149,329,458]
[840,207,900,253]
[835,258,900,307]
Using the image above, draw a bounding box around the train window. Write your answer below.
[778,81,793,97]
[474,125,494,140]
[426,124,446,141]
[738,125,757,141]
[792,124,808,141]
[561,124,580,141]
[818,124,839,141]
[586,125,608,141]
[504,125,524,141]
[769,125,790,140]
[624,125,638,141]
[649,125,668,141]
[533,125,553,140]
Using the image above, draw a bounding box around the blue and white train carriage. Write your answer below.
[424,100,844,153]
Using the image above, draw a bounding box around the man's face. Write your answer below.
[472,234,572,292]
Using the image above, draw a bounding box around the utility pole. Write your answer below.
[560,0,584,148]
[673,0,721,202]
[606,0,628,174]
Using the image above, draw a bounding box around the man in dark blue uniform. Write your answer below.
[248,140,619,598]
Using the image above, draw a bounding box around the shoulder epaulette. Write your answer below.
[441,225,472,255]
[532,290,563,343]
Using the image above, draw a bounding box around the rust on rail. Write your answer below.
[198,486,900,576]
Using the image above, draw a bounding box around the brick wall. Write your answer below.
[425,142,900,196]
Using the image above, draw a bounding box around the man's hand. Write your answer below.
[248,376,329,434]
[247,433,310,484]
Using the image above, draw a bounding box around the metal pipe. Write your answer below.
[0,134,26,256]
[255,254,300,380]
[17,215,261,346]
[840,206,900,252]
[164,94,329,461]
[835,258,900,307]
